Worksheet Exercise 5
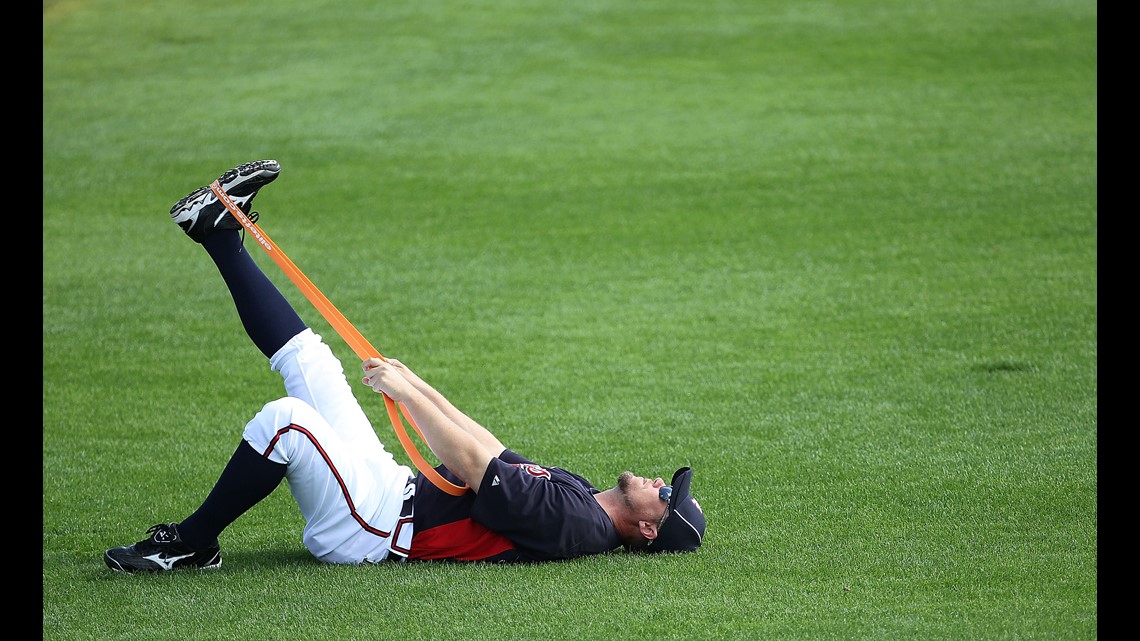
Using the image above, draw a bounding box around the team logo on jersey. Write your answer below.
[512,463,551,480]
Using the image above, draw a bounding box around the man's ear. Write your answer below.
[638,520,659,541]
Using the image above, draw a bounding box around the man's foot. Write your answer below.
[104,523,222,573]
[169,159,281,243]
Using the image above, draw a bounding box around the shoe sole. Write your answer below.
[104,549,222,573]
[217,160,281,196]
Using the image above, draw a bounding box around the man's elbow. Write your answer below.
[456,450,494,494]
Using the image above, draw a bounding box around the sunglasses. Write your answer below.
[656,485,673,529]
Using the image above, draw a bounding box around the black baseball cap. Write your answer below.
[646,467,706,553]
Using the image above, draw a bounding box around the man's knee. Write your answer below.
[242,397,322,456]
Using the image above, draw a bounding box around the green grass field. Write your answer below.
[43,1,1096,639]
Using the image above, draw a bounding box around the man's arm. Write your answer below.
[382,358,507,458]
[361,357,495,492]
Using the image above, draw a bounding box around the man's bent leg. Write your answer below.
[242,397,413,563]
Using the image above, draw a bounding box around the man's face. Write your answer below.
[617,471,670,525]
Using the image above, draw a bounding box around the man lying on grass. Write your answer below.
[104,160,706,572]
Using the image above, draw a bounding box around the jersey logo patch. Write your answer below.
[492,475,500,487]
[512,463,551,480]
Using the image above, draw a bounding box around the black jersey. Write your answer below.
[409,450,622,562]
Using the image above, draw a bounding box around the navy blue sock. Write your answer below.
[201,230,307,358]
[178,440,286,549]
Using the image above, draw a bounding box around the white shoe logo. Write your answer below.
[143,552,197,570]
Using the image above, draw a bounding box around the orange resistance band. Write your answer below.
[209,181,470,496]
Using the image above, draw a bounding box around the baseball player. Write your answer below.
[103,160,706,572]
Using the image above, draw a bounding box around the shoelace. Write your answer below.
[146,523,175,542]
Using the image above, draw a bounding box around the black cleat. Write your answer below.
[104,522,222,573]
[169,159,281,242]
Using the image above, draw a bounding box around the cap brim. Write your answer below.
[646,467,705,553]
[667,467,692,513]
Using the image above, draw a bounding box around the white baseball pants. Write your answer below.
[240,329,414,564]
